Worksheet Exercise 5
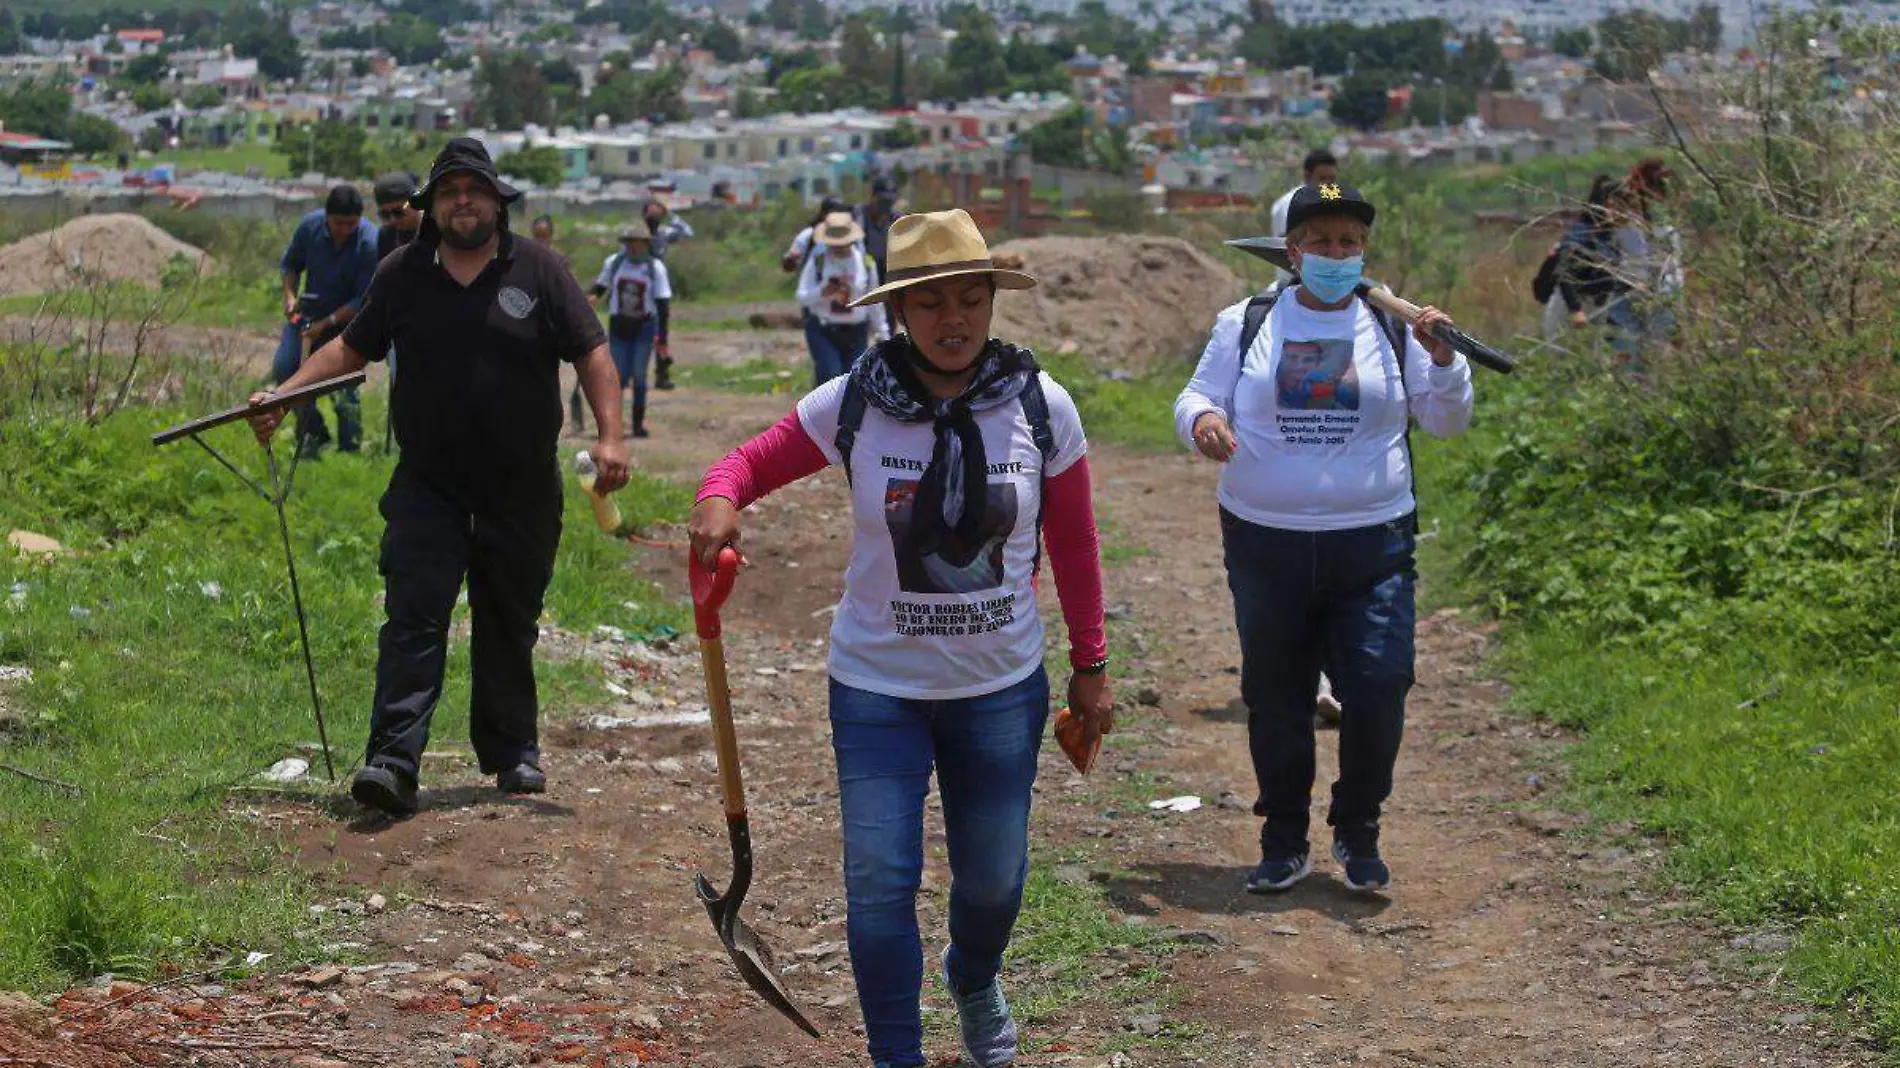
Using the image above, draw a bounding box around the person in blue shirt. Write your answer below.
[275,185,380,455]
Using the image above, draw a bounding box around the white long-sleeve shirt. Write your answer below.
[1173,294,1473,532]
[797,245,888,337]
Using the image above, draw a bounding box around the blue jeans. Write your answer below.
[807,318,866,388]
[609,318,658,407]
[272,320,360,452]
[829,668,1050,1067]
[1221,510,1416,856]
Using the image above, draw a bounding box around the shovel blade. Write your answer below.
[695,872,822,1039]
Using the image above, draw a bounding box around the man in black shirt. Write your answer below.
[373,172,422,261]
[248,138,631,816]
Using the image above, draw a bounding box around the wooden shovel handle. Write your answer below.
[691,547,747,818]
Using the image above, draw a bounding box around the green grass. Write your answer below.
[1000,857,1176,1037]
[1506,632,1900,1044]
[0,401,689,991]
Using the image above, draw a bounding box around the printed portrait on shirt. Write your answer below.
[1277,337,1360,411]
[615,273,650,317]
[884,478,1018,595]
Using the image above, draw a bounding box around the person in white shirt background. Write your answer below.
[1269,149,1340,287]
[1175,183,1474,897]
[588,226,673,439]
[797,211,890,386]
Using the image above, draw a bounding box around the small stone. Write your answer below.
[1269,924,1300,937]
[1168,929,1228,947]
[626,1007,663,1036]
[1216,791,1248,812]
[452,953,496,974]
[300,967,345,989]
[1135,686,1162,708]
[1126,1012,1167,1036]
[288,1058,351,1068]
[366,893,387,914]
[7,531,66,557]
[1052,865,1090,887]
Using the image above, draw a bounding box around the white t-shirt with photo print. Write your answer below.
[795,371,1087,700]
[1173,294,1474,532]
[594,253,673,319]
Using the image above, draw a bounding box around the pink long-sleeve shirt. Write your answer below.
[699,381,1108,700]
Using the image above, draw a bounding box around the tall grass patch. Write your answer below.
[0,407,688,990]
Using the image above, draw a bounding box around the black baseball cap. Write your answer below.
[373,171,419,205]
[412,137,521,211]
[324,184,364,217]
[1284,182,1376,233]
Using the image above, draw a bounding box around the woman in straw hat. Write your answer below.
[690,208,1113,1068]
[797,210,889,386]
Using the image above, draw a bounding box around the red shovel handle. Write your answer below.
[690,547,741,640]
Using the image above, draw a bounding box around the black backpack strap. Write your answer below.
[1019,373,1056,468]
[1236,288,1280,362]
[834,375,868,487]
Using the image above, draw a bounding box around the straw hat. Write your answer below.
[617,225,653,243]
[850,208,1036,307]
[816,211,866,248]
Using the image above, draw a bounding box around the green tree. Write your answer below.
[496,142,565,185]
[796,0,830,40]
[939,6,1008,100]
[0,7,19,55]
[700,17,744,63]
[183,84,224,109]
[588,65,687,124]
[1688,3,1722,52]
[0,83,74,140]
[733,85,771,118]
[1594,11,1690,82]
[224,4,303,81]
[1021,104,1088,167]
[124,50,170,85]
[875,117,921,150]
[320,12,446,66]
[275,119,371,177]
[1408,81,1475,126]
[765,0,798,32]
[774,63,851,112]
[1330,71,1394,130]
[474,51,552,130]
[67,111,126,155]
[125,82,169,111]
[766,48,822,85]
[1550,27,1593,59]
[839,14,887,98]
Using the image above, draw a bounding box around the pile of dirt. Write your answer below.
[0,214,212,295]
[990,234,1246,371]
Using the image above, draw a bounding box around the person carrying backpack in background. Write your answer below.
[1175,183,1474,897]
[689,207,1111,1068]
[798,211,889,387]
[1535,174,1621,341]
[585,226,673,439]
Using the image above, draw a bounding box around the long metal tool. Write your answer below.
[151,371,367,782]
[1225,236,1518,374]
[689,547,821,1038]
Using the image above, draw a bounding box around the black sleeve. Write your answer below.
[544,256,607,363]
[1556,249,1583,313]
[340,254,400,362]
[655,298,670,342]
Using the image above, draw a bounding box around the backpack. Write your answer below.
[1531,243,1561,304]
[1233,285,1420,504]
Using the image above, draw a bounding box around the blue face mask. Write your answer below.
[1298,253,1364,305]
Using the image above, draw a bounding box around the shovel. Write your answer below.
[689,546,821,1039]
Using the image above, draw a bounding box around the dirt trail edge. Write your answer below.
[189,384,1875,1068]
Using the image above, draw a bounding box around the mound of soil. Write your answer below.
[990,234,1246,371]
[0,214,212,295]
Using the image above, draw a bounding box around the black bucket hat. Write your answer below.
[411,137,521,211]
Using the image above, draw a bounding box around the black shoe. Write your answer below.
[1333,834,1391,893]
[497,763,546,795]
[633,425,651,439]
[351,764,418,816]
[1245,852,1312,894]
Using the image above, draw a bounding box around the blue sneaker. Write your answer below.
[1332,834,1391,893]
[941,947,1018,1067]
[1244,852,1312,893]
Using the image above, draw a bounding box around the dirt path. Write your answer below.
[194,374,1871,1068]
[39,316,1871,1065]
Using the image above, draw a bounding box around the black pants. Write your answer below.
[365,466,563,779]
[1220,509,1417,856]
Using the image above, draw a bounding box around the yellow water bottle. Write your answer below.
[574,450,623,535]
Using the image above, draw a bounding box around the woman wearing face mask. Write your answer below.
[1173,183,1473,897]
[689,208,1112,1068]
